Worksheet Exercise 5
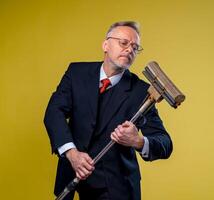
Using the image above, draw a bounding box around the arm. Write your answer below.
[44,64,94,179]
[111,106,173,161]
[138,106,173,161]
[44,65,74,153]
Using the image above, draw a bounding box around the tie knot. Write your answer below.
[100,78,111,94]
[101,78,111,86]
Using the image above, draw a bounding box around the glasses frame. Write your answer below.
[107,36,143,54]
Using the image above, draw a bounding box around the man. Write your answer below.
[44,21,173,200]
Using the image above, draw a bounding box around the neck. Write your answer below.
[103,61,124,77]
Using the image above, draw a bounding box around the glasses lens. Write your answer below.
[119,39,129,48]
[132,44,139,51]
[136,45,143,53]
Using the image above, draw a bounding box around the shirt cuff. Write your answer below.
[141,136,149,158]
[58,142,76,156]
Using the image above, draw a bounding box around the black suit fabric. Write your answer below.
[44,62,173,200]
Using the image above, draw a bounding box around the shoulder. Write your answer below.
[62,61,102,82]
[129,71,150,91]
[66,61,102,73]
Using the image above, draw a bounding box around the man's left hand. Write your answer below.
[111,121,144,149]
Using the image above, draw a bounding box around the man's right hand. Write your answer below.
[65,148,95,180]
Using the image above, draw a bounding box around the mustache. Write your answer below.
[119,53,132,60]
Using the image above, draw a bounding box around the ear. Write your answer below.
[102,40,108,53]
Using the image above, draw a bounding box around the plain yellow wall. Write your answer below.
[1,0,214,199]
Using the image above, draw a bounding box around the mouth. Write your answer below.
[119,55,131,61]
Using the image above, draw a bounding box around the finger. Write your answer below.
[79,166,92,176]
[122,120,132,127]
[77,168,89,179]
[112,132,124,144]
[117,125,124,133]
[117,124,123,129]
[115,127,123,137]
[76,172,81,179]
[82,153,94,165]
[111,132,119,142]
[76,171,86,180]
[115,127,130,144]
[83,161,95,171]
[83,154,94,165]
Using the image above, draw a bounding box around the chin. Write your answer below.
[118,62,131,69]
[113,64,127,70]
[111,60,131,71]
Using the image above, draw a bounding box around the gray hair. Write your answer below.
[106,21,140,38]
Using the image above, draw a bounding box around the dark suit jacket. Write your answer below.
[44,62,173,200]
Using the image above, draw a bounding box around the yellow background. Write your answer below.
[1,0,214,199]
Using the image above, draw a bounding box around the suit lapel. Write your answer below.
[85,62,102,122]
[99,70,132,134]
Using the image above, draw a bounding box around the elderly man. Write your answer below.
[44,21,173,200]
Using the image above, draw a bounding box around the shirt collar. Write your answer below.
[100,64,124,87]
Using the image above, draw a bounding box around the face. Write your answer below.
[102,26,140,71]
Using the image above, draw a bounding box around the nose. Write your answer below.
[125,44,132,52]
[124,44,135,56]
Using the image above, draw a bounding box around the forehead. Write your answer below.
[109,26,140,43]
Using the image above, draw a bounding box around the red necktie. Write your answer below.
[100,78,111,94]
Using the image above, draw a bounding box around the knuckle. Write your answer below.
[82,153,87,157]
[118,132,122,137]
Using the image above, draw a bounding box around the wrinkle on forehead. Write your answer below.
[107,26,140,44]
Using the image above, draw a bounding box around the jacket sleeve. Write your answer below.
[137,105,173,161]
[44,64,74,154]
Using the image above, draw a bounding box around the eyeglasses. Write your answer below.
[107,37,143,54]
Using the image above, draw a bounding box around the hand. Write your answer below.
[111,121,144,149]
[65,148,95,180]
